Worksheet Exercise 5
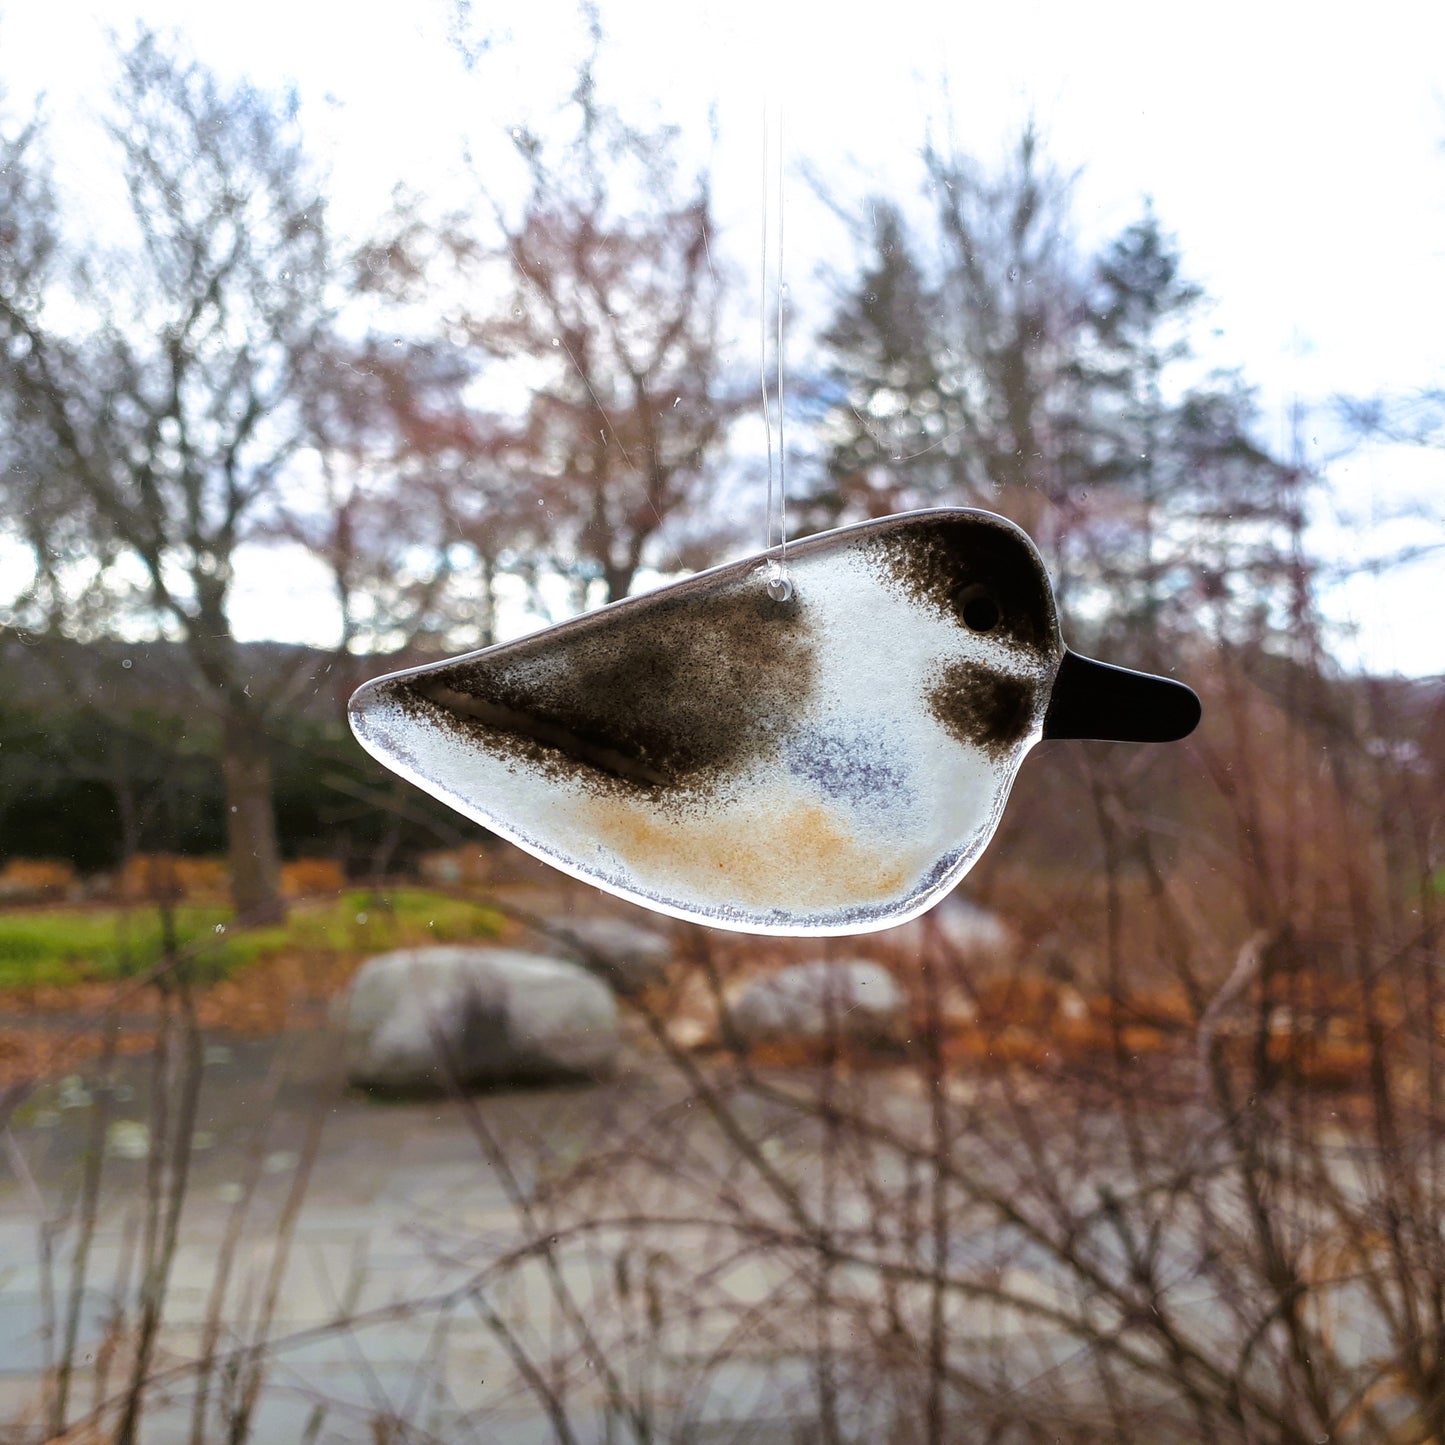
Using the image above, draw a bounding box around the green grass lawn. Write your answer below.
[0,889,505,989]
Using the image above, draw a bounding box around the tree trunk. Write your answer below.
[220,706,286,925]
[603,556,637,605]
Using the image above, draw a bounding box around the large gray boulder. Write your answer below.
[870,895,1016,964]
[337,946,619,1091]
[550,916,673,995]
[728,960,906,1047]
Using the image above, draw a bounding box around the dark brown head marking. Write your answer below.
[927,661,1043,759]
[867,512,1058,652]
[388,577,813,798]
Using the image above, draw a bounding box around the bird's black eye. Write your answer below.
[954,583,1001,633]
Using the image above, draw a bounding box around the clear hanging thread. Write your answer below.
[760,97,792,603]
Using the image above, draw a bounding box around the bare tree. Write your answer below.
[812,124,1092,563]
[366,49,746,611]
[0,33,344,923]
[279,333,509,657]
[0,94,104,633]
[924,120,1088,546]
[481,70,747,605]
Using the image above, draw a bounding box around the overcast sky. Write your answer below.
[4,0,1443,673]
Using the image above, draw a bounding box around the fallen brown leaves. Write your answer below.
[721,972,1408,1098]
[0,1027,159,1091]
[0,949,368,1089]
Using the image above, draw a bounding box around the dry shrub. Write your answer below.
[0,857,78,902]
[280,857,347,897]
[942,1021,1052,1070]
[974,975,1060,1027]
[0,1025,157,1088]
[10,636,1437,1445]
[1093,984,1197,1031]
[1054,1014,1170,1060]
[745,1036,903,1071]
[985,861,1252,993]
[1265,1032,1374,1090]
[118,853,228,902]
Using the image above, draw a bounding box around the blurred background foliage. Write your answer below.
[2,12,1445,1442]
[0,15,1439,928]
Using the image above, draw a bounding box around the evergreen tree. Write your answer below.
[1071,207,1300,661]
[812,202,949,526]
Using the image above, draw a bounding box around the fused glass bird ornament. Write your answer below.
[349,509,1200,935]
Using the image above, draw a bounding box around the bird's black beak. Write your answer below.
[1042,650,1201,743]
